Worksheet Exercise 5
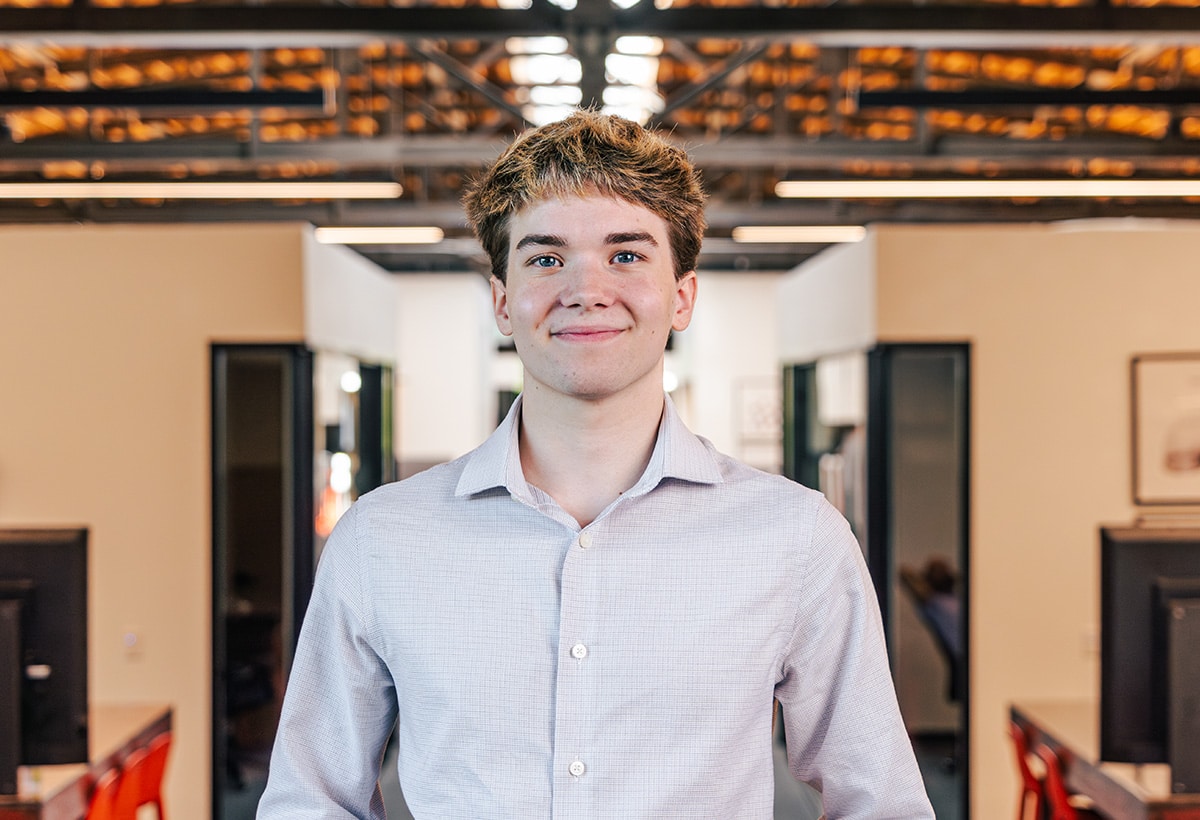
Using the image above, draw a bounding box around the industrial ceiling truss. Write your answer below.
[4,1,1200,272]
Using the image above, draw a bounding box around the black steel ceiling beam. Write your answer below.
[0,190,1188,229]
[7,6,1200,47]
[570,0,614,110]
[616,5,1200,44]
[0,192,1193,273]
[3,131,1198,170]
[411,41,528,124]
[656,39,770,120]
[0,5,565,45]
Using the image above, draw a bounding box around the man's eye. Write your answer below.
[530,255,560,268]
[613,251,641,264]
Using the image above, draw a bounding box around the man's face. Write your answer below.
[492,193,697,405]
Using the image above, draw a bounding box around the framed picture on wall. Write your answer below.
[736,377,783,444]
[1132,353,1200,506]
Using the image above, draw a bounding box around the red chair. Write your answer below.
[1008,720,1044,820]
[85,768,122,820]
[1035,744,1104,820]
[136,732,172,819]
[114,732,171,820]
[114,747,148,820]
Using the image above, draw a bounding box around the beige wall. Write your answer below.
[0,222,309,819]
[870,220,1200,818]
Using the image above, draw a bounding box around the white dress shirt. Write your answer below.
[257,395,933,819]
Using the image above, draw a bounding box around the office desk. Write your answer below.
[1012,700,1200,820]
[0,703,172,820]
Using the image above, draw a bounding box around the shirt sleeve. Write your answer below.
[775,499,935,820]
[257,502,398,820]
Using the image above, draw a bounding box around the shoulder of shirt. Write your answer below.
[346,452,472,513]
[695,435,838,520]
[706,437,820,495]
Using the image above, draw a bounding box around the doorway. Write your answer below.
[211,344,395,818]
[211,344,314,818]
[783,343,970,818]
[868,344,969,820]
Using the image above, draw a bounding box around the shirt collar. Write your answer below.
[455,393,724,500]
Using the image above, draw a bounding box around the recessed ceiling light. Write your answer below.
[775,179,1200,199]
[0,181,402,199]
[314,226,445,245]
[731,225,867,243]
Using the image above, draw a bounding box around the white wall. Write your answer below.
[678,271,787,471]
[388,270,788,474]
[778,234,877,363]
[393,274,495,469]
[302,232,399,364]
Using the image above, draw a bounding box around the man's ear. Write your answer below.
[671,271,698,332]
[491,276,513,336]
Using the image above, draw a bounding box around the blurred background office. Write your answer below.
[6,6,1200,818]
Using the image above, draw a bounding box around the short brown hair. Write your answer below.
[463,109,707,283]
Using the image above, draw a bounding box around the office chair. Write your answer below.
[114,732,172,820]
[1008,720,1044,820]
[136,732,172,820]
[1035,744,1103,820]
[85,767,122,820]
[114,746,148,820]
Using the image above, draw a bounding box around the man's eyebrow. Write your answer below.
[514,234,566,250]
[607,231,658,246]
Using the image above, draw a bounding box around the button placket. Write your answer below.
[553,525,599,813]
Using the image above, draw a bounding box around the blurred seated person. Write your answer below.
[899,556,962,702]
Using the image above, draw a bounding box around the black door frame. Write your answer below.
[210,343,314,817]
[867,341,971,820]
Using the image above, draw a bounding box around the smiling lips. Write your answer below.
[551,326,626,341]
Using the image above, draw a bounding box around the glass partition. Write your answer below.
[212,345,394,819]
[784,343,970,819]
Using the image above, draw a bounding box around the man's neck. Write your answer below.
[517,381,665,528]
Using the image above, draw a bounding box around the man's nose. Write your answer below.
[561,259,616,308]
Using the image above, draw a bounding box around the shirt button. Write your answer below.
[568,760,586,777]
[578,531,593,549]
[571,643,588,660]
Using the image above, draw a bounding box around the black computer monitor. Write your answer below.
[0,527,89,795]
[1100,525,1200,794]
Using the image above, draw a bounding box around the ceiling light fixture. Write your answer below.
[614,36,663,56]
[732,225,867,243]
[0,181,402,199]
[504,36,568,54]
[0,89,327,111]
[775,179,1200,199]
[314,226,445,245]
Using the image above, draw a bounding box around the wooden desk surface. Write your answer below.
[0,702,172,820]
[1012,700,1200,820]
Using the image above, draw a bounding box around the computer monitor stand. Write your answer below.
[0,597,23,796]
[1167,597,1200,795]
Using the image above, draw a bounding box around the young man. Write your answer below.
[257,110,933,818]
